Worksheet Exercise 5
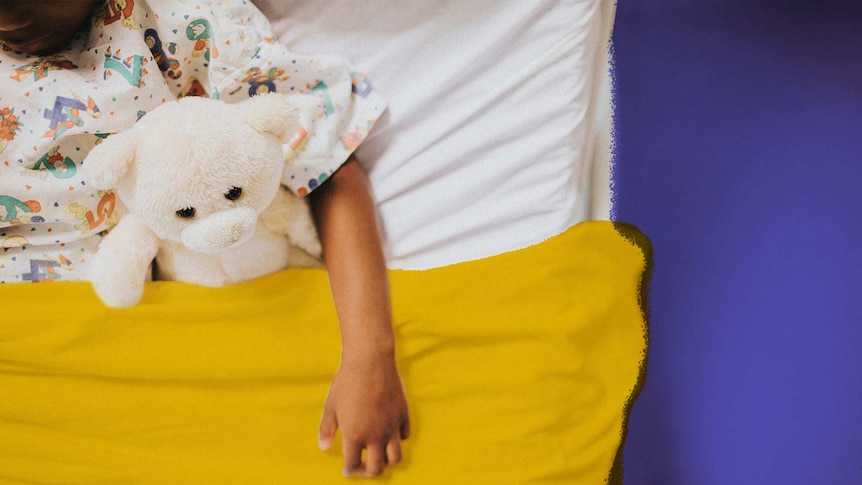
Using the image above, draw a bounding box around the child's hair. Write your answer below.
[0,0,103,55]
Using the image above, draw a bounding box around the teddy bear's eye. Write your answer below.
[176,207,196,219]
[225,186,243,201]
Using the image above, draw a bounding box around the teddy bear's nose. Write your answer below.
[222,224,243,245]
[180,207,257,253]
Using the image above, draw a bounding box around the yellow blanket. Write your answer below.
[0,221,649,484]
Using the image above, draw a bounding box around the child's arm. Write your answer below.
[309,156,410,478]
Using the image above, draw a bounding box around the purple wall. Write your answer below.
[613,2,862,484]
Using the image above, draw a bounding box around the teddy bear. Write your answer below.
[84,93,322,308]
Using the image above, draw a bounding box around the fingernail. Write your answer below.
[318,438,330,450]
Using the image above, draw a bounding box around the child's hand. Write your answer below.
[318,358,410,478]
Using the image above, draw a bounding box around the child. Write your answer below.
[0,0,408,478]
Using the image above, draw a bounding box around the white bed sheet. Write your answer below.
[255,0,615,269]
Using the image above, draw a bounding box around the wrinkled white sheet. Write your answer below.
[255,0,615,269]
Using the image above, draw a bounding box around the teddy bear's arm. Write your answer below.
[89,214,161,308]
[261,188,322,259]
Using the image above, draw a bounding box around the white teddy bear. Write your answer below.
[85,93,322,308]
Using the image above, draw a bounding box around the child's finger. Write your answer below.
[318,407,337,451]
[361,443,386,477]
[341,440,362,476]
[400,416,411,440]
[386,438,402,466]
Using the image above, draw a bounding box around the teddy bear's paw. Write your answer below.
[92,277,145,309]
[274,191,322,259]
[89,254,146,308]
[299,235,323,260]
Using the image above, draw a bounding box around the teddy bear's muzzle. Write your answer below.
[180,207,258,253]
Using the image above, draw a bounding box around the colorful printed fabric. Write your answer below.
[0,0,386,283]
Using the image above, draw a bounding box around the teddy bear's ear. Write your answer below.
[241,92,298,142]
[84,131,138,190]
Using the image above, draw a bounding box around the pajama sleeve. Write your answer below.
[160,0,387,198]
